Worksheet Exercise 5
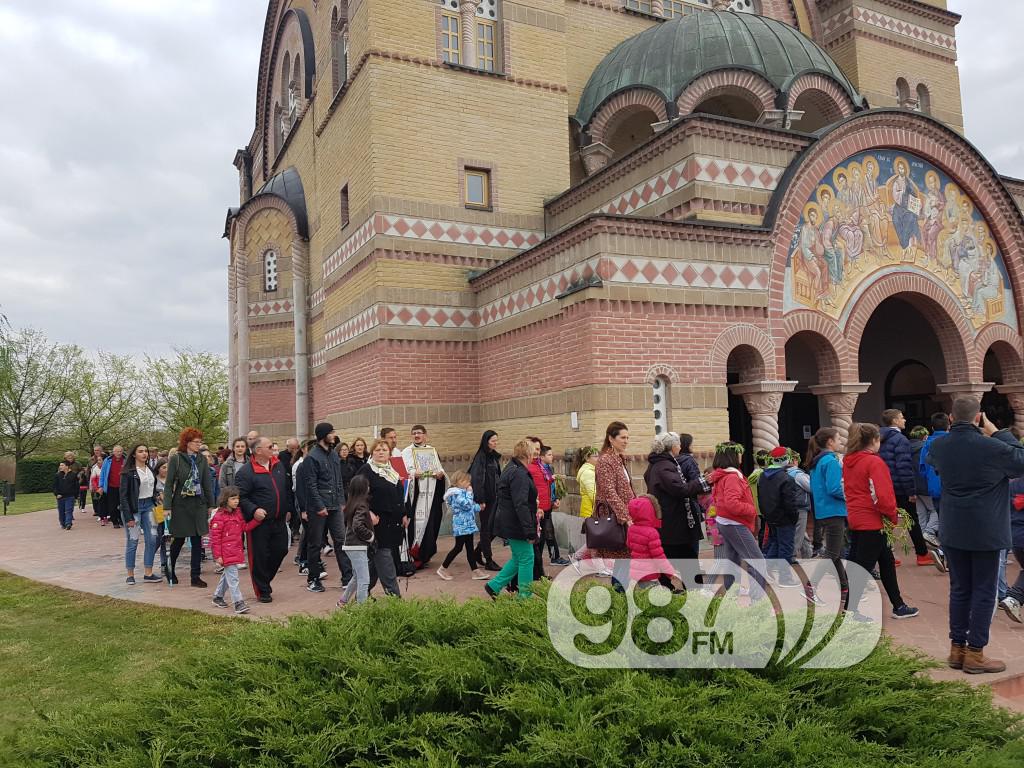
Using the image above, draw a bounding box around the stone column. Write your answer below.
[235,251,251,435]
[810,383,872,450]
[460,0,480,69]
[937,382,994,408]
[228,259,238,440]
[580,142,614,176]
[291,240,310,442]
[997,384,1024,434]
[729,381,798,452]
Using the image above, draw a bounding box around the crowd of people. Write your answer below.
[51,395,1023,674]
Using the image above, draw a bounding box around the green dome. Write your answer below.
[573,11,864,128]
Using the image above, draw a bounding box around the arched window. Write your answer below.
[896,77,913,109]
[264,250,279,292]
[916,83,931,115]
[652,376,670,435]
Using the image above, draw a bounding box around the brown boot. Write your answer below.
[948,642,966,670]
[962,646,1006,674]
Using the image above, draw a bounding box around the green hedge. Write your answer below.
[10,583,1023,767]
[15,456,66,493]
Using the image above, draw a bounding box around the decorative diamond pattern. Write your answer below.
[379,215,542,250]
[248,299,294,317]
[323,217,376,280]
[316,307,380,364]
[605,257,768,291]
[248,357,296,374]
[597,156,784,217]
[822,7,955,50]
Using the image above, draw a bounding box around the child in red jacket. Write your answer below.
[843,423,918,620]
[209,486,265,614]
[626,495,678,587]
[707,442,766,594]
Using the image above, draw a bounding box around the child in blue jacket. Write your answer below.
[437,471,488,581]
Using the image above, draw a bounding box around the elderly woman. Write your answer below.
[485,438,539,600]
[163,428,215,587]
[594,421,635,590]
[358,438,408,598]
[644,432,709,587]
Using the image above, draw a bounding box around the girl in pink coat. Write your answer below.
[209,486,264,614]
[626,495,677,587]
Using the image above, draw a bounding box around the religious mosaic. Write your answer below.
[783,149,1017,330]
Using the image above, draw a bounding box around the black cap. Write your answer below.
[314,422,334,442]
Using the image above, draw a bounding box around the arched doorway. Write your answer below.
[725,344,766,472]
[780,331,840,457]
[982,347,1013,429]
[884,360,940,431]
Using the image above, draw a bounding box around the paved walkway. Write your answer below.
[1,507,1021,709]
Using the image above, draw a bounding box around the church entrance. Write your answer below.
[884,359,941,431]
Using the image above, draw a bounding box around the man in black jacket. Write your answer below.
[279,437,302,543]
[236,436,293,603]
[927,396,1024,674]
[302,422,349,593]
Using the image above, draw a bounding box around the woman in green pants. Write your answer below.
[485,438,538,599]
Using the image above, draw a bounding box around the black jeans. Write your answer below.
[475,506,494,563]
[247,520,290,599]
[816,516,850,598]
[895,495,928,556]
[659,541,698,589]
[848,530,904,612]
[945,546,1000,648]
[105,489,123,525]
[1009,547,1024,603]
[169,535,202,580]
[304,509,350,583]
[443,534,477,570]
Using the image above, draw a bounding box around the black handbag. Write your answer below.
[582,501,627,551]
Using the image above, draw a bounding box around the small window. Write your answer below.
[916,83,931,115]
[441,13,461,64]
[652,377,670,436]
[340,185,350,229]
[477,21,495,73]
[264,250,279,292]
[663,0,686,18]
[625,0,653,13]
[465,169,490,209]
[896,77,912,108]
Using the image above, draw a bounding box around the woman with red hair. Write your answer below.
[163,428,215,586]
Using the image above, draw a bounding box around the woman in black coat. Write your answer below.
[484,438,538,600]
[469,430,502,571]
[644,432,708,578]
[357,439,408,597]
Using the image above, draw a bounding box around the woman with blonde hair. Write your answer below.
[485,438,539,599]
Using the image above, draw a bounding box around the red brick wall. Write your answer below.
[250,379,296,424]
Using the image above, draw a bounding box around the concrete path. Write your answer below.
[1,507,1021,709]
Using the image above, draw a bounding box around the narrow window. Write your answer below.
[896,77,912,108]
[652,376,670,436]
[264,250,279,292]
[916,83,931,115]
[465,169,490,209]
[340,185,350,229]
[441,13,461,64]
[625,0,653,13]
[477,20,495,73]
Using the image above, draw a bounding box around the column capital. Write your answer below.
[808,382,872,396]
[728,380,798,397]
[937,381,995,401]
[996,383,1024,395]
[580,142,614,175]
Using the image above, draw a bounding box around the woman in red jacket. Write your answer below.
[707,442,767,594]
[843,423,919,620]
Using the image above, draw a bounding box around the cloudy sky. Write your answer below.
[0,0,1019,356]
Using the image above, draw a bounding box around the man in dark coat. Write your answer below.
[927,396,1024,674]
[279,437,302,542]
[302,423,350,593]
[236,436,293,603]
[879,408,930,564]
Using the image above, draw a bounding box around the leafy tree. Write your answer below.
[66,352,142,453]
[143,348,228,445]
[0,328,83,461]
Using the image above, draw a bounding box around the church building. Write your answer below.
[225,0,1024,460]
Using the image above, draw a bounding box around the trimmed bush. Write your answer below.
[10,585,1024,767]
[15,456,65,493]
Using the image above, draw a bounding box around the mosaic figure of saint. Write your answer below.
[888,158,922,258]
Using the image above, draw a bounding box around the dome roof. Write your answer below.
[573,11,864,129]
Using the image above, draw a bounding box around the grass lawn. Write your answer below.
[2,492,60,515]
[0,571,242,765]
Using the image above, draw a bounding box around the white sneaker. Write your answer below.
[436,566,453,581]
[322,544,334,556]
[1000,596,1022,624]
[471,568,489,580]
[569,551,583,576]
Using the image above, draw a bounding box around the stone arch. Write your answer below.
[843,272,977,383]
[976,324,1024,382]
[645,364,680,385]
[676,69,776,120]
[779,310,849,383]
[766,111,1024,324]
[587,88,670,148]
[709,323,776,382]
[785,73,855,132]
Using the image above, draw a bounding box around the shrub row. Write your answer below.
[15,456,66,493]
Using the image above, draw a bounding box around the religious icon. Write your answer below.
[411,447,442,476]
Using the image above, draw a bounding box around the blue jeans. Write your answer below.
[340,547,371,604]
[764,523,796,564]
[214,564,243,604]
[57,496,75,527]
[997,549,1009,601]
[125,499,159,572]
[945,546,1000,649]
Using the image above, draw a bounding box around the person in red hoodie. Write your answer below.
[843,423,919,620]
[626,495,678,588]
[707,442,767,594]
[208,485,265,614]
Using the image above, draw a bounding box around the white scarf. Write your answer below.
[368,459,400,485]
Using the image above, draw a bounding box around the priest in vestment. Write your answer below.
[401,425,447,570]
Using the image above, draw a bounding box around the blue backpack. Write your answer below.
[919,433,945,500]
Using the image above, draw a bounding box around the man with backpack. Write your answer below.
[918,412,950,572]
[879,409,932,567]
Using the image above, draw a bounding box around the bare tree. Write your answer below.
[144,348,229,445]
[0,328,83,461]
[66,352,142,453]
